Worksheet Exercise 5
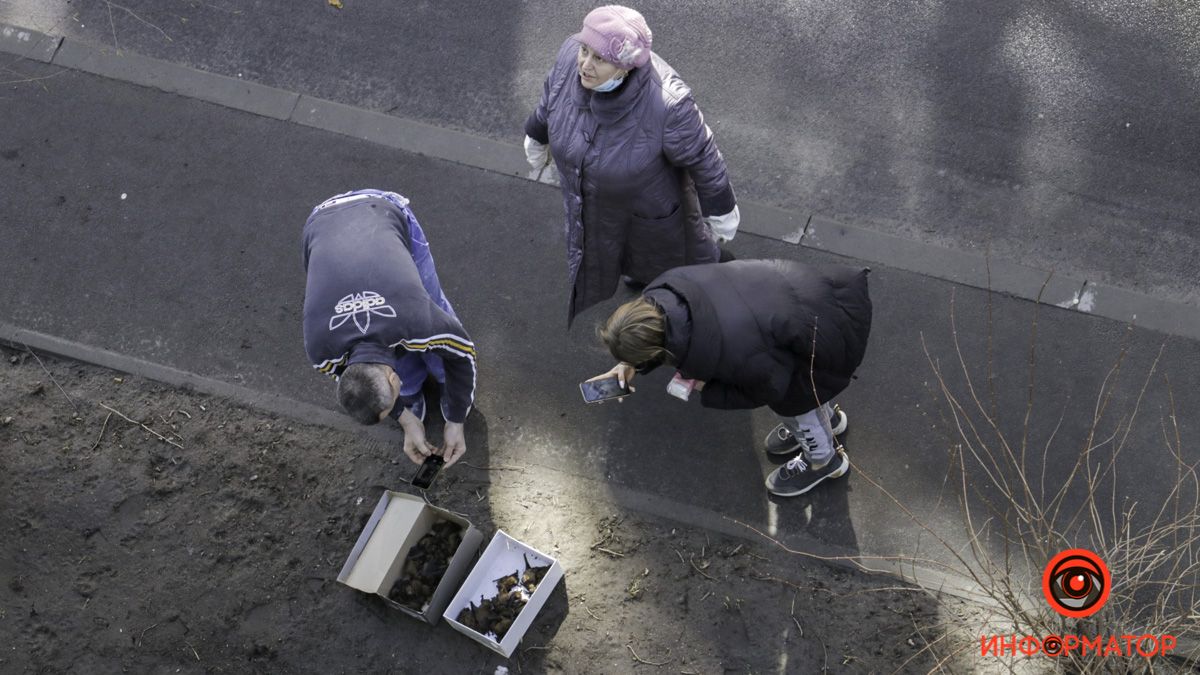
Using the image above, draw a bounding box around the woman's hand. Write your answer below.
[588,362,636,391]
[524,136,557,184]
[704,205,741,243]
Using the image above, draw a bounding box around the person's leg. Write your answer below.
[765,401,847,455]
[765,405,849,497]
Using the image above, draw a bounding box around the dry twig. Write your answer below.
[99,403,184,449]
[137,622,159,646]
[626,643,670,667]
[89,412,112,452]
[24,345,79,412]
[689,555,715,581]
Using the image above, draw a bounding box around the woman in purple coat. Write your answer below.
[524,5,741,326]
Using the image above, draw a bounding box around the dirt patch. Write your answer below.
[0,346,969,673]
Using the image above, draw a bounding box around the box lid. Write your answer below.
[337,491,430,594]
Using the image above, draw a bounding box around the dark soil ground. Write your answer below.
[0,346,974,674]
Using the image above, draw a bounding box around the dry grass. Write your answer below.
[903,287,1200,673]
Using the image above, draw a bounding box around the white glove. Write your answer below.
[704,205,740,243]
[523,135,557,184]
[524,135,550,169]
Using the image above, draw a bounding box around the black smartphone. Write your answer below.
[579,375,632,404]
[411,454,445,489]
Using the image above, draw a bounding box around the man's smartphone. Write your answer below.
[411,454,445,489]
[579,375,632,404]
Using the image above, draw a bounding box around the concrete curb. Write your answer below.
[291,95,529,178]
[1,27,1197,341]
[0,320,988,607]
[52,39,299,120]
[0,23,60,63]
[801,215,1087,308]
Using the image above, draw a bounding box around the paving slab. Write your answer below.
[0,22,59,63]
[1078,280,1200,339]
[803,214,1086,309]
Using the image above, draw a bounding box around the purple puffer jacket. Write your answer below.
[526,38,738,326]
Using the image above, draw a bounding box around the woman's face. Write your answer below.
[577,44,625,89]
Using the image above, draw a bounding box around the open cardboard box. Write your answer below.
[442,530,564,658]
[337,491,483,624]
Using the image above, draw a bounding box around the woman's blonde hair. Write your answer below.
[600,297,673,367]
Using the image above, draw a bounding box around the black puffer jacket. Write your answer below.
[643,260,871,416]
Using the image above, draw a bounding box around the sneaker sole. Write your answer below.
[830,407,847,436]
[765,452,850,497]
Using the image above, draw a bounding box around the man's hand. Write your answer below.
[398,407,431,465]
[588,362,637,390]
[441,421,466,466]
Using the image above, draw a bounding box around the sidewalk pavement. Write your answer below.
[1,52,1197,602]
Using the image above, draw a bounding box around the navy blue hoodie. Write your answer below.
[302,193,476,423]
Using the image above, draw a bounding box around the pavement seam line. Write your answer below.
[285,89,302,121]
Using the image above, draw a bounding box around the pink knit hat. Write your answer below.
[575,5,653,70]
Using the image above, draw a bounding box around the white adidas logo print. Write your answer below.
[329,291,396,334]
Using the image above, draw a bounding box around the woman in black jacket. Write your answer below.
[593,259,871,496]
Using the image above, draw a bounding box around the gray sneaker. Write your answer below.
[765,450,850,497]
[764,407,847,456]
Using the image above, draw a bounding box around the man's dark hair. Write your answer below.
[337,363,395,425]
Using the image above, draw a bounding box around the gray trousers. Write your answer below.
[778,402,836,466]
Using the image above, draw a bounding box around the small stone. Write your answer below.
[1,416,12,426]
[8,355,18,364]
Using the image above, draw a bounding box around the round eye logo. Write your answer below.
[1042,549,1110,618]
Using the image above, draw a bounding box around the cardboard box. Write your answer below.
[443,530,564,658]
[337,491,483,624]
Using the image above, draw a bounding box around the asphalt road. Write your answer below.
[3,0,1198,306]
[2,60,1196,586]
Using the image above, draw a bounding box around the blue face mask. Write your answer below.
[593,74,626,93]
